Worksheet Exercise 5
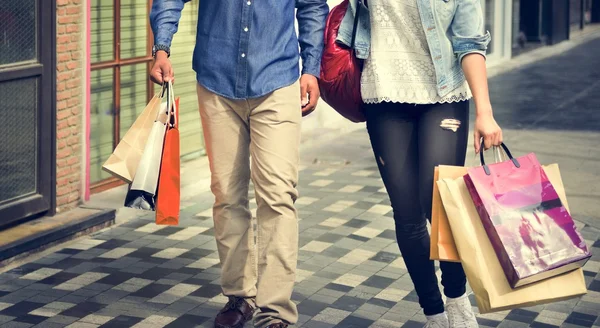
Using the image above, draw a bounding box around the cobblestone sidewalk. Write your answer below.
[0,129,599,328]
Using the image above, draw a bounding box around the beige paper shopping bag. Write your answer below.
[430,166,465,262]
[437,163,587,314]
[102,92,163,183]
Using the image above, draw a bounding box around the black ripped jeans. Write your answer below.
[365,101,469,316]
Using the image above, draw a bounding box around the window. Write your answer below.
[90,0,204,192]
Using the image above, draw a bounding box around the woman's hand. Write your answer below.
[474,109,503,154]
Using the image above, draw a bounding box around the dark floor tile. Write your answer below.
[60,301,106,318]
[402,320,425,328]
[344,219,370,229]
[370,251,399,263]
[347,234,370,242]
[353,201,376,210]
[367,297,396,309]
[298,300,330,317]
[99,315,143,327]
[361,186,381,193]
[361,275,395,289]
[190,284,222,299]
[506,309,539,323]
[377,229,397,240]
[38,272,79,286]
[529,322,560,328]
[96,273,136,286]
[14,315,47,325]
[178,248,213,260]
[476,317,502,327]
[164,314,210,327]
[151,227,184,236]
[587,279,600,292]
[334,315,374,328]
[321,246,352,258]
[402,291,419,302]
[137,267,177,281]
[323,283,353,293]
[0,302,44,317]
[564,312,596,327]
[56,249,81,255]
[93,239,129,250]
[331,296,367,312]
[504,313,537,324]
[131,283,173,299]
[316,233,346,244]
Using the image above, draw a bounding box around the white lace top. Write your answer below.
[360,0,472,104]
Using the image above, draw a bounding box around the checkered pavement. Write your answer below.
[0,130,599,328]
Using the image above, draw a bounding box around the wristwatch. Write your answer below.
[152,44,171,58]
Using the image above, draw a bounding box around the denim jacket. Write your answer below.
[337,0,491,98]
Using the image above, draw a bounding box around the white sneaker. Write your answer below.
[425,313,450,328]
[446,294,479,328]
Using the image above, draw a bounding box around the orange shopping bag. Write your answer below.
[156,83,180,226]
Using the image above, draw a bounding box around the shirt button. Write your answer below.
[247,1,251,5]
[244,27,249,32]
[241,53,246,58]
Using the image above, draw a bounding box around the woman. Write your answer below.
[341,0,503,327]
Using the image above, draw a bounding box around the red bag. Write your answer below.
[156,86,180,226]
[319,0,365,123]
[464,143,591,288]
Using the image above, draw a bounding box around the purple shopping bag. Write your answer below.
[464,143,591,288]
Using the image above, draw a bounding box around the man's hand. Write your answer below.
[300,74,320,117]
[150,51,174,85]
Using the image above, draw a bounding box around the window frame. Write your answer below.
[90,0,155,193]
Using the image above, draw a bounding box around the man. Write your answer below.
[149,1,328,327]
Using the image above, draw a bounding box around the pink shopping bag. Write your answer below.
[464,143,591,288]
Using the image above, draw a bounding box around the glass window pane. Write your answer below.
[91,0,114,63]
[119,63,149,137]
[0,78,38,203]
[0,0,37,66]
[90,69,115,184]
[170,1,205,157]
[120,0,148,59]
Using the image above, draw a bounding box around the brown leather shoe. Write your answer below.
[214,297,254,328]
[265,324,288,328]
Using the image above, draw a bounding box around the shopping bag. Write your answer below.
[102,90,163,183]
[124,84,173,210]
[156,82,180,225]
[464,143,591,288]
[437,163,587,314]
[430,166,465,262]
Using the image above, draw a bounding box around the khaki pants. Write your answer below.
[197,81,301,327]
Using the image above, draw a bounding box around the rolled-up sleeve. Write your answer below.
[150,0,188,47]
[296,0,329,77]
[450,0,491,63]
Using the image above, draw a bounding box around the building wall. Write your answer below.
[56,0,85,212]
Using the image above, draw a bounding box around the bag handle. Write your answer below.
[350,0,362,50]
[165,81,177,128]
[479,141,521,175]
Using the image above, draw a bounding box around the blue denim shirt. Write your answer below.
[150,0,329,99]
[337,0,491,98]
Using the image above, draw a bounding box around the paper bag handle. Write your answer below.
[165,81,177,128]
[479,142,521,175]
